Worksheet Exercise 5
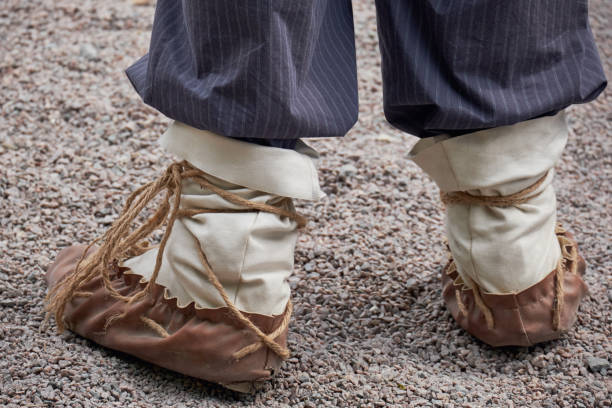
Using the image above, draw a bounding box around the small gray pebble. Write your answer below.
[586,357,609,373]
[79,43,99,60]
[338,164,357,179]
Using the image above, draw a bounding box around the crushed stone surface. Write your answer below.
[0,0,610,407]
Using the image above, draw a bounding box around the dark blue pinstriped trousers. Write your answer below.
[126,0,607,148]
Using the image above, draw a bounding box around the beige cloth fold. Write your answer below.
[410,112,568,294]
[123,124,323,316]
[160,121,325,200]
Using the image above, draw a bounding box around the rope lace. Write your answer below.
[440,172,548,207]
[442,171,576,331]
[445,261,495,330]
[46,161,303,360]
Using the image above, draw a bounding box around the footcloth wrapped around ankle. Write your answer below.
[409,111,589,346]
[45,123,324,391]
[124,122,324,316]
[410,112,568,294]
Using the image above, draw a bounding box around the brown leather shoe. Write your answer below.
[46,244,289,393]
[441,226,588,347]
[44,161,304,393]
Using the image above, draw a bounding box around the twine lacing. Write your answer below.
[442,171,577,331]
[46,161,304,360]
[440,172,548,208]
[445,261,495,329]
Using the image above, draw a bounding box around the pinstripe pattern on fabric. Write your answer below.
[374,0,607,138]
[126,0,358,145]
[126,0,607,144]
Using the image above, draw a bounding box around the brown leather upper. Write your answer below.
[46,245,288,391]
[442,229,588,347]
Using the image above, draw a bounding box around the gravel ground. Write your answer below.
[1,1,610,407]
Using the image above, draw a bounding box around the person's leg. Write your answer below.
[375,0,606,138]
[46,141,322,392]
[126,0,358,147]
[375,0,606,346]
[45,0,357,392]
[409,113,590,346]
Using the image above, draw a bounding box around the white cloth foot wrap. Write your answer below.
[123,122,324,316]
[410,112,568,294]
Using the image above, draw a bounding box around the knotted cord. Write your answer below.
[440,172,548,207]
